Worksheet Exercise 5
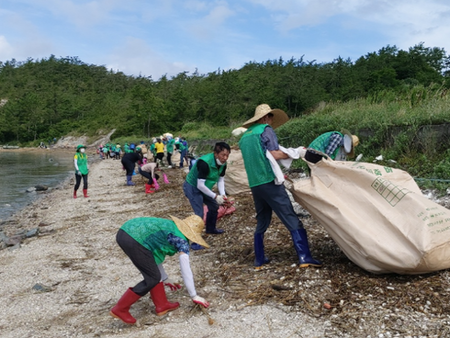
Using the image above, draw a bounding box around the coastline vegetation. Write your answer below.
[1,43,450,190]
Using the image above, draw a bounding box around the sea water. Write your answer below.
[0,149,76,221]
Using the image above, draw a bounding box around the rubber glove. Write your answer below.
[215,195,225,205]
[163,173,170,184]
[153,178,160,190]
[192,295,210,308]
[75,170,81,176]
[164,278,182,292]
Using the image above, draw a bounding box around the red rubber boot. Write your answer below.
[145,183,155,194]
[110,288,141,324]
[83,189,89,198]
[73,190,77,199]
[149,282,180,316]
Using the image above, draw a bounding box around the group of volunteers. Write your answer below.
[72,103,359,325]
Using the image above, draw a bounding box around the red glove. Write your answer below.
[192,295,210,308]
[164,279,182,292]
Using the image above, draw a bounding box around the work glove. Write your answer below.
[215,195,225,205]
[75,170,81,176]
[164,278,182,292]
[192,295,210,308]
[296,146,307,158]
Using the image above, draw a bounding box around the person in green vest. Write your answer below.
[166,136,176,168]
[73,144,89,198]
[183,142,231,249]
[150,139,157,160]
[124,142,130,153]
[307,130,359,162]
[175,137,189,168]
[110,215,210,325]
[239,104,322,270]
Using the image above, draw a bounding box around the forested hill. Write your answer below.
[0,43,449,145]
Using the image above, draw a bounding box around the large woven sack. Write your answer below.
[224,149,250,195]
[290,158,450,274]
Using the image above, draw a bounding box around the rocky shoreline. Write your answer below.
[1,155,450,337]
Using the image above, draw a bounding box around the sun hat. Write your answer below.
[342,130,360,157]
[76,144,86,151]
[170,215,209,248]
[242,104,289,129]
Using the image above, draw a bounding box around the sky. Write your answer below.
[1,0,450,80]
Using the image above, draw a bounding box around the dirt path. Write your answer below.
[1,155,449,337]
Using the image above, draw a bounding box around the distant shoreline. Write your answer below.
[0,149,100,223]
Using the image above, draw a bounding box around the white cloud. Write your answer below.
[106,37,194,79]
[184,2,235,40]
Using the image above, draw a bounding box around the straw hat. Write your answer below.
[342,130,360,158]
[242,104,289,129]
[170,215,209,248]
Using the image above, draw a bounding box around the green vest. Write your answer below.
[239,124,275,188]
[309,131,343,159]
[186,153,225,189]
[74,153,88,175]
[120,217,187,265]
[175,141,186,151]
[167,139,175,153]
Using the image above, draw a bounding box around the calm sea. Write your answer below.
[0,149,76,221]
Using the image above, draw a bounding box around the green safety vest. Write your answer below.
[167,139,175,153]
[239,124,275,188]
[74,153,88,175]
[120,217,187,265]
[308,131,343,159]
[186,153,225,189]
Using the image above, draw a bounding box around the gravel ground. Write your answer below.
[1,150,450,338]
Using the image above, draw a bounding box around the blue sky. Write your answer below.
[1,0,450,80]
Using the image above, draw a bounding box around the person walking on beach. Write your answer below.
[239,104,322,269]
[166,136,175,168]
[73,144,89,198]
[110,215,210,325]
[154,138,165,166]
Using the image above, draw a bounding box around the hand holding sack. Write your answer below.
[192,295,210,308]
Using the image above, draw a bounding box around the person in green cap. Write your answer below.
[74,144,89,198]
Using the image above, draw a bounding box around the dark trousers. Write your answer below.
[183,181,219,232]
[116,229,160,296]
[138,168,159,184]
[167,152,173,166]
[156,152,164,162]
[251,181,303,234]
[74,174,88,191]
[121,159,136,176]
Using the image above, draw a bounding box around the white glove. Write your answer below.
[215,195,225,205]
[297,146,307,158]
[192,295,210,308]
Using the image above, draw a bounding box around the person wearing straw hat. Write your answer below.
[110,215,210,325]
[73,144,89,198]
[239,104,322,269]
[308,130,359,162]
[183,142,231,250]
